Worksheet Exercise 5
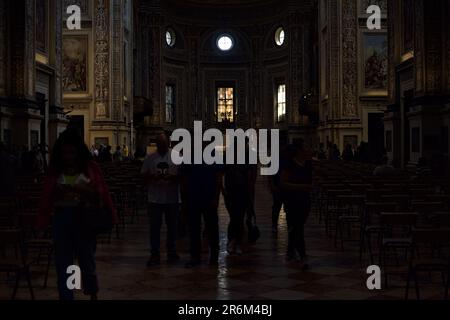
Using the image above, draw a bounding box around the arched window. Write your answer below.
[275,27,285,46]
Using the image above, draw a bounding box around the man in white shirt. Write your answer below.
[141,133,180,266]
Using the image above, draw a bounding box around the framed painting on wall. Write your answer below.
[360,32,388,96]
[63,36,88,93]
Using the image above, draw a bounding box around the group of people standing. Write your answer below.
[140,132,313,269]
[317,141,371,163]
[140,133,260,267]
[90,144,130,163]
[36,129,313,300]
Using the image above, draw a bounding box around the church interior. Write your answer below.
[0,0,449,301]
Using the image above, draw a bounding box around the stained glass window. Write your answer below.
[217,87,234,123]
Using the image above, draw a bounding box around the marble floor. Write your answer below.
[1,179,447,300]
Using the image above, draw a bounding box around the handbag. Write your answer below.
[248,224,261,243]
[80,204,113,235]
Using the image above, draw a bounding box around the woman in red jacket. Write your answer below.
[38,129,117,300]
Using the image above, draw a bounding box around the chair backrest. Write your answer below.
[410,189,435,197]
[425,195,450,208]
[364,202,399,224]
[326,189,352,197]
[380,212,419,227]
[0,228,22,244]
[0,200,17,227]
[365,202,398,215]
[336,195,366,206]
[0,229,23,260]
[366,189,391,202]
[384,184,407,192]
[433,212,450,227]
[412,228,450,245]
[411,228,450,260]
[381,195,410,210]
[411,202,444,214]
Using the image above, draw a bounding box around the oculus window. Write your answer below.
[217,35,234,51]
[166,29,176,47]
[275,27,285,46]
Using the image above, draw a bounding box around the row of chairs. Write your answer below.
[0,176,49,300]
[312,160,450,299]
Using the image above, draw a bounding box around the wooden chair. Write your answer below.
[379,212,419,288]
[410,202,444,224]
[324,189,353,237]
[381,195,411,211]
[366,189,391,202]
[0,196,18,227]
[0,229,35,300]
[334,195,365,251]
[362,202,398,264]
[433,212,450,228]
[406,228,450,300]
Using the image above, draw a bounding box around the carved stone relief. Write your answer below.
[342,0,358,117]
[94,0,110,119]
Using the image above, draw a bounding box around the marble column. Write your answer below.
[9,0,36,99]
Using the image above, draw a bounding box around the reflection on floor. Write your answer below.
[1,179,446,300]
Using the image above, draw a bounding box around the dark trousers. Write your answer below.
[53,208,98,301]
[284,201,310,258]
[245,185,256,230]
[272,191,283,227]
[148,203,179,256]
[225,192,248,244]
[188,201,219,260]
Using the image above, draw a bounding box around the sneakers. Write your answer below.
[300,261,310,271]
[286,250,298,262]
[286,251,310,270]
[167,253,181,264]
[227,240,236,254]
[227,241,243,255]
[209,251,219,266]
[299,255,310,271]
[185,259,202,268]
[146,254,160,267]
[272,225,278,235]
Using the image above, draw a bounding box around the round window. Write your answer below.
[275,27,285,46]
[217,35,234,51]
[166,29,176,47]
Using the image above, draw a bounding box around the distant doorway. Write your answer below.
[368,113,385,163]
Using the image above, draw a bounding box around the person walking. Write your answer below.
[37,129,117,300]
[280,143,313,269]
[182,148,223,267]
[223,146,254,255]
